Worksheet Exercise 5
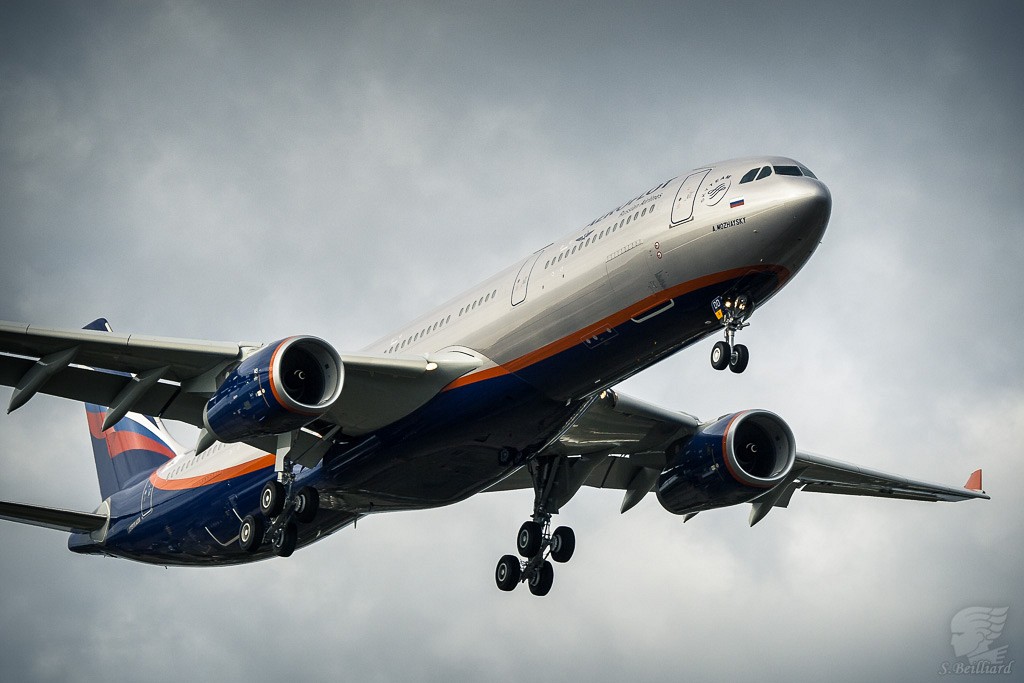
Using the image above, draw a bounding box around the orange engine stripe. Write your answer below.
[267,338,291,411]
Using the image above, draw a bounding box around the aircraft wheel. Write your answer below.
[550,526,575,563]
[729,344,749,374]
[711,341,731,371]
[272,521,298,558]
[517,521,542,557]
[260,480,285,517]
[294,487,319,524]
[528,560,554,596]
[239,514,264,553]
[495,554,521,591]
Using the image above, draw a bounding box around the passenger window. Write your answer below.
[773,165,802,176]
[739,168,759,184]
[756,166,773,180]
[641,207,647,217]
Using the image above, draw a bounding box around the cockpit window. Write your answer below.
[756,166,773,181]
[739,168,759,184]
[773,165,802,176]
[797,164,817,179]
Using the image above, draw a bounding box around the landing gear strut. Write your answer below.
[237,434,320,557]
[711,294,752,374]
[494,455,577,596]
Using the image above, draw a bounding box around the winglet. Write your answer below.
[964,469,984,492]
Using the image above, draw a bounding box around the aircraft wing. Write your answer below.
[486,389,988,519]
[786,452,989,503]
[0,320,481,439]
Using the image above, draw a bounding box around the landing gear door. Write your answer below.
[670,169,711,226]
[511,249,545,306]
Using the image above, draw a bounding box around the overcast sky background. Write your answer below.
[1,2,1022,681]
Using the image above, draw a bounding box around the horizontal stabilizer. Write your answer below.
[0,499,108,534]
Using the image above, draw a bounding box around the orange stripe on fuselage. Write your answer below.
[443,265,787,391]
[150,453,276,491]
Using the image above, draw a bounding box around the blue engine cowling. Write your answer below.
[656,410,796,515]
[203,336,343,443]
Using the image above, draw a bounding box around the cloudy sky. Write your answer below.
[1,1,1022,680]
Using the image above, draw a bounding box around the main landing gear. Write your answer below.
[494,456,578,596]
[238,450,320,558]
[710,294,752,374]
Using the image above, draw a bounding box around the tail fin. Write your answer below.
[82,319,184,499]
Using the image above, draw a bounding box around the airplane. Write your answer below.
[0,156,988,596]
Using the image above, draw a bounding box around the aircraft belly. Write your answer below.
[319,376,577,511]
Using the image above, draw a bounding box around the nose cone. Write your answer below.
[786,178,831,241]
[771,178,832,272]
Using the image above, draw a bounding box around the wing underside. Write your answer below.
[0,320,482,440]
[486,389,988,520]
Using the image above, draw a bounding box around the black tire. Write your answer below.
[272,521,298,558]
[495,554,521,591]
[517,520,543,558]
[711,341,731,371]
[238,514,263,553]
[293,487,319,524]
[260,480,285,517]
[550,526,575,563]
[528,560,554,596]
[729,344,749,374]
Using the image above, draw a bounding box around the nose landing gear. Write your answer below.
[711,294,752,374]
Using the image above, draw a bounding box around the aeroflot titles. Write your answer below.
[585,177,676,227]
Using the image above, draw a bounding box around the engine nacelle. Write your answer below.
[656,410,796,516]
[203,336,343,443]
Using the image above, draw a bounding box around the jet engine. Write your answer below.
[203,336,343,443]
[656,410,795,515]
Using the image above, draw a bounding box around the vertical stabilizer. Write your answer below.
[82,319,183,499]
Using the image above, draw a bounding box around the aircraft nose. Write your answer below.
[785,178,832,245]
